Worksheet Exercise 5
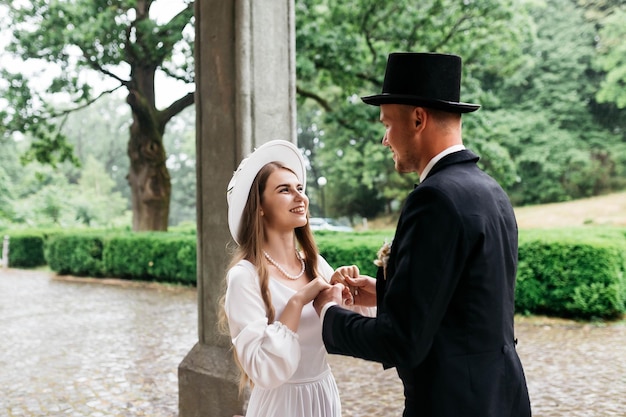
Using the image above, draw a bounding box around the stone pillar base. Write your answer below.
[178,343,247,417]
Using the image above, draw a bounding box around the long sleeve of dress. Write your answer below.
[224,262,301,389]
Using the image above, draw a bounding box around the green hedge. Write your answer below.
[317,228,626,320]
[0,232,46,268]
[2,227,118,269]
[6,226,626,320]
[46,232,107,276]
[42,231,196,285]
[314,230,394,277]
[516,228,626,319]
[103,232,196,285]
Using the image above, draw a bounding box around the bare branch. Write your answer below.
[49,85,126,118]
[78,45,130,86]
[159,65,194,84]
[296,85,333,112]
[156,1,195,38]
[433,14,470,51]
[158,92,195,126]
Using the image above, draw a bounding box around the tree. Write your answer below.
[163,106,197,226]
[74,155,130,227]
[15,164,131,228]
[295,0,533,218]
[295,0,626,215]
[593,8,626,109]
[62,91,133,203]
[487,0,625,204]
[0,0,195,231]
[0,133,130,229]
[0,162,17,229]
[62,92,197,226]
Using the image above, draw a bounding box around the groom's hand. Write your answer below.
[313,284,343,316]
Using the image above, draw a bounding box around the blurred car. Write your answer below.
[308,217,354,232]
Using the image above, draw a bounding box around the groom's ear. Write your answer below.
[412,106,426,129]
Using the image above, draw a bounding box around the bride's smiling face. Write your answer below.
[261,168,309,233]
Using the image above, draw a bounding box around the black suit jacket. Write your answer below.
[322,150,531,417]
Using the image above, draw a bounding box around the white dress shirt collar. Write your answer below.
[419,144,465,183]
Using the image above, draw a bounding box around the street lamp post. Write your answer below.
[317,176,327,218]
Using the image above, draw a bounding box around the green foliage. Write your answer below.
[470,0,624,206]
[0,154,130,228]
[569,282,623,318]
[594,8,626,108]
[295,0,626,217]
[102,235,153,279]
[3,0,626,229]
[317,227,626,320]
[45,233,106,276]
[316,227,626,320]
[296,0,536,217]
[315,230,394,277]
[1,91,195,230]
[10,225,626,320]
[516,228,626,319]
[42,230,196,284]
[103,232,196,285]
[164,107,197,226]
[0,0,195,231]
[2,232,46,268]
[61,93,132,204]
[476,109,619,206]
[0,164,16,224]
[74,155,129,226]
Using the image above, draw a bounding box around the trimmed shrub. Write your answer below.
[45,233,107,276]
[103,232,196,285]
[101,234,153,279]
[314,230,394,277]
[14,225,626,320]
[316,227,626,320]
[3,232,46,268]
[516,228,626,319]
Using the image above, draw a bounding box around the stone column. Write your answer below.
[178,1,296,416]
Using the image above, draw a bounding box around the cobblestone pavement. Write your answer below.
[0,269,197,417]
[1,269,625,416]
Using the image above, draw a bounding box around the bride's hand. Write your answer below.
[294,277,332,305]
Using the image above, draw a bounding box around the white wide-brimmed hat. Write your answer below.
[226,140,306,244]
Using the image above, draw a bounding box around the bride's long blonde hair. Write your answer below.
[218,162,320,394]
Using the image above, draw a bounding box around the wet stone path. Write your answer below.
[1,269,625,416]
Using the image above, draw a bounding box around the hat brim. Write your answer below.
[361,94,480,113]
[227,140,306,244]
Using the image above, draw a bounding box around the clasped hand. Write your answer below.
[313,265,377,316]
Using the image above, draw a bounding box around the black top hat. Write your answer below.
[361,52,480,113]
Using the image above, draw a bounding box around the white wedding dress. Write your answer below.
[225,255,372,417]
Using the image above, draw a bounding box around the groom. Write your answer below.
[314,52,531,417]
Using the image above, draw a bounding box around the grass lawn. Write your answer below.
[514,191,626,229]
[364,191,626,231]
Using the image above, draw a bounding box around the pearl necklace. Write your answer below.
[263,250,305,280]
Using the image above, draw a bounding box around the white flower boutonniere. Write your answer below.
[373,240,392,280]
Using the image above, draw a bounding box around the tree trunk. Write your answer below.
[126,89,171,231]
